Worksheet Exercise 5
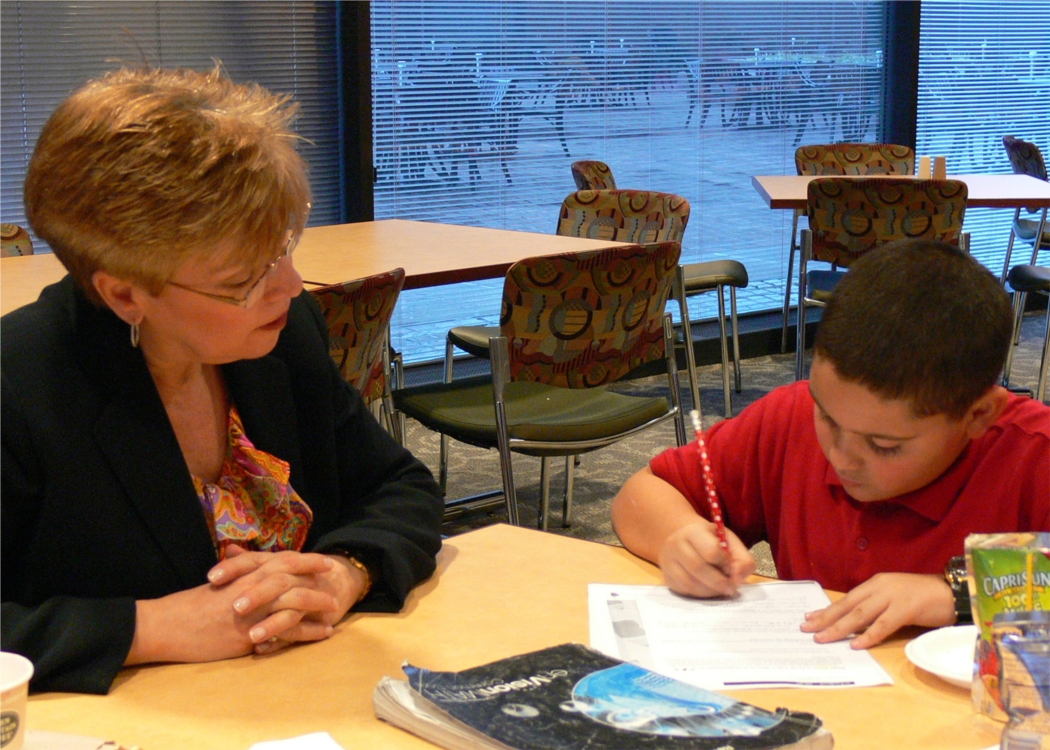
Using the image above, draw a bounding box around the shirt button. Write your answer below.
[857,537,869,551]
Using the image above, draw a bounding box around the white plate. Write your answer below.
[905,624,978,688]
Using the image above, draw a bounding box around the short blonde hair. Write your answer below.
[24,65,311,305]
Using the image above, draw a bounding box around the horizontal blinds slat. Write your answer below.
[0,0,342,246]
[916,1,1050,273]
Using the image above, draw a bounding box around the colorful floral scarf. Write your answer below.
[192,407,313,560]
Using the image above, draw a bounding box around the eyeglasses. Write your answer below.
[167,231,301,309]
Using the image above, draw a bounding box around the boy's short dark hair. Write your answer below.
[814,239,1013,419]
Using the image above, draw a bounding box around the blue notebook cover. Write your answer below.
[401,643,830,749]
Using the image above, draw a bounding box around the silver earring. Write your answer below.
[130,322,140,348]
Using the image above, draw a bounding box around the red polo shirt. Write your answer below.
[650,382,1050,593]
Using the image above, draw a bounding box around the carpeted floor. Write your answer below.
[401,312,1048,579]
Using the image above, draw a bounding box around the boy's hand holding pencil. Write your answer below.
[653,412,756,599]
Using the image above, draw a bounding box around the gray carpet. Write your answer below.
[402,312,1048,579]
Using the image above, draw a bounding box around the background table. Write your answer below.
[0,220,628,316]
[751,173,1050,210]
[26,525,1002,750]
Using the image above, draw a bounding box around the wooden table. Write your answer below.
[751,172,1050,210]
[26,525,1002,750]
[0,219,628,316]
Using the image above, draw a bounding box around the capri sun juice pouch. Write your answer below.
[965,532,1050,721]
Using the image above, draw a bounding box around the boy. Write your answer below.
[612,239,1049,649]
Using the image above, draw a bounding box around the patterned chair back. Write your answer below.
[795,143,915,176]
[500,241,681,389]
[807,178,968,266]
[1003,135,1048,181]
[571,160,617,190]
[309,268,405,405]
[1,224,34,257]
[556,190,689,244]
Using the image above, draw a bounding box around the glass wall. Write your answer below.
[916,0,1050,278]
[0,1,341,244]
[371,1,887,362]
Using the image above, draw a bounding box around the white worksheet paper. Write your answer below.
[589,581,892,690]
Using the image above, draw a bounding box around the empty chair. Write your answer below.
[1,224,34,257]
[570,160,617,190]
[308,268,406,440]
[1002,264,1050,402]
[560,189,750,416]
[441,189,689,493]
[797,177,969,379]
[782,143,915,353]
[1000,136,1049,283]
[394,242,687,529]
[448,189,742,422]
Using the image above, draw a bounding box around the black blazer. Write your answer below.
[1,277,444,694]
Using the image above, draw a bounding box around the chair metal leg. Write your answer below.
[796,274,808,381]
[1038,304,1050,403]
[438,437,449,494]
[661,314,689,447]
[1003,287,1025,387]
[562,455,575,527]
[492,417,520,527]
[716,285,732,417]
[491,338,521,526]
[730,285,742,394]
[381,394,401,444]
[781,209,801,353]
[674,269,701,413]
[1014,292,1028,346]
[382,334,405,445]
[438,337,455,493]
[1031,208,1049,266]
[368,399,384,425]
[393,351,406,444]
[1001,211,1021,284]
[538,456,552,531]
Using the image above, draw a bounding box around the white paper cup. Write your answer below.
[0,652,34,750]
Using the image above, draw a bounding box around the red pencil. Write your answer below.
[689,409,729,552]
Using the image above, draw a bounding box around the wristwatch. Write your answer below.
[327,547,380,603]
[943,555,973,624]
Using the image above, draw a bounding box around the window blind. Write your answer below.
[916,1,1050,274]
[371,1,887,363]
[0,0,341,253]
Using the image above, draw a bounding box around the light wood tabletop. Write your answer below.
[295,219,628,290]
[751,173,1050,210]
[0,219,629,317]
[26,524,1003,750]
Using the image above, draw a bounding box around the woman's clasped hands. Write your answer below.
[127,545,368,666]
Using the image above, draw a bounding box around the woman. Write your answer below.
[1,66,444,694]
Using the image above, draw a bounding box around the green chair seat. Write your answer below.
[447,325,498,359]
[395,375,671,452]
[681,259,749,292]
